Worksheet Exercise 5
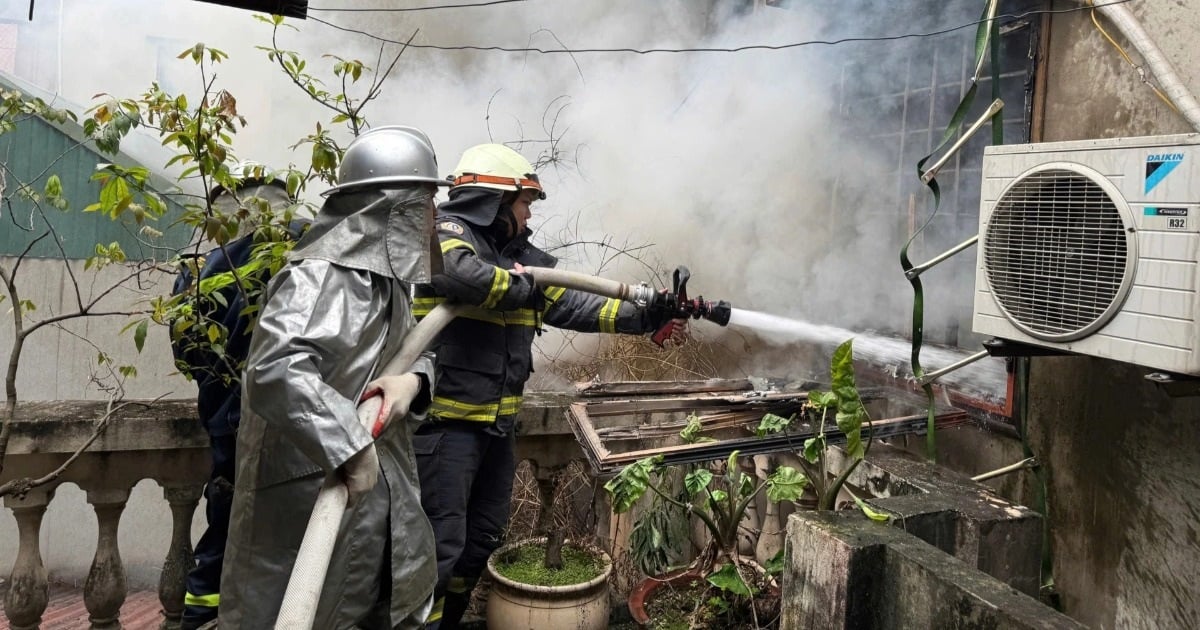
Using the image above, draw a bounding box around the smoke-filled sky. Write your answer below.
[12,0,1002,378]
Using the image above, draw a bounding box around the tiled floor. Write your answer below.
[0,583,164,629]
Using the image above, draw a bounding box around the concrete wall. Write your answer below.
[1025,3,1200,629]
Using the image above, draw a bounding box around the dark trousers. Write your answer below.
[414,420,516,629]
[181,434,236,630]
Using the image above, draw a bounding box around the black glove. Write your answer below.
[643,292,677,331]
[522,280,545,313]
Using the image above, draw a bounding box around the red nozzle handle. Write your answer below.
[651,319,683,348]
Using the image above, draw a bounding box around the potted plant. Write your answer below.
[607,338,885,628]
[485,536,613,630]
[485,470,613,630]
[608,447,801,628]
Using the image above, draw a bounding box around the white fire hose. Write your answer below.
[274,267,657,629]
[1084,1,1200,134]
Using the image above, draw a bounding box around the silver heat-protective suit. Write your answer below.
[220,187,440,630]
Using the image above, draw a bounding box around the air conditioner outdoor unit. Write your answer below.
[973,133,1200,375]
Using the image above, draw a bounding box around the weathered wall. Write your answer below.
[1030,2,1200,628]
[0,259,203,588]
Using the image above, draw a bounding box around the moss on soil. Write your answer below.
[493,543,603,587]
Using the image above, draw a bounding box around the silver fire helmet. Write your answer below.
[322,126,451,197]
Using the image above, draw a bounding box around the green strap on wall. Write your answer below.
[900,1,1001,462]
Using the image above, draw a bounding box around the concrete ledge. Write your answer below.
[827,443,1043,595]
[783,511,1083,630]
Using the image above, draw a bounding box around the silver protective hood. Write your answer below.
[290,187,442,283]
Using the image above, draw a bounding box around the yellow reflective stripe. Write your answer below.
[185,592,220,607]
[504,308,539,327]
[499,395,523,416]
[426,597,444,623]
[413,296,446,317]
[419,303,520,326]
[431,396,498,422]
[440,238,475,254]
[599,298,620,334]
[543,286,567,306]
[480,267,511,309]
[459,306,505,325]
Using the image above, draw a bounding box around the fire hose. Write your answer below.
[274,266,730,629]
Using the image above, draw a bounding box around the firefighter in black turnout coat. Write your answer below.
[414,144,681,628]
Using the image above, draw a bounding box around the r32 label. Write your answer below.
[1168,217,1188,230]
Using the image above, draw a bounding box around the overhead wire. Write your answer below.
[302,0,1137,56]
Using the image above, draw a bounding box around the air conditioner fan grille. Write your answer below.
[984,169,1131,339]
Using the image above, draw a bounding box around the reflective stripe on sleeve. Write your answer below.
[599,297,621,334]
[439,238,476,254]
[480,267,511,309]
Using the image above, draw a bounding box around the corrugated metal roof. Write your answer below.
[0,73,192,260]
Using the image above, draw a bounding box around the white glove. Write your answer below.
[341,444,380,504]
[359,373,423,437]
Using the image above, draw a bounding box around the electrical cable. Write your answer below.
[303,0,1136,56]
[308,0,527,12]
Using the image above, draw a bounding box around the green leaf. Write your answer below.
[707,562,753,597]
[44,174,62,197]
[765,549,786,575]
[604,455,661,514]
[709,489,728,504]
[831,339,867,460]
[756,412,793,437]
[802,436,824,464]
[854,496,890,523]
[684,469,713,496]
[680,412,715,443]
[134,320,148,353]
[808,390,837,410]
[766,466,808,502]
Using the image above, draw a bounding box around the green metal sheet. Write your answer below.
[0,106,193,260]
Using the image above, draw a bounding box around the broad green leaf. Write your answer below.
[756,412,793,437]
[831,339,867,460]
[684,469,713,496]
[803,436,825,464]
[766,466,808,502]
[604,455,661,513]
[707,562,753,596]
[680,413,715,443]
[808,390,837,409]
[709,489,728,504]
